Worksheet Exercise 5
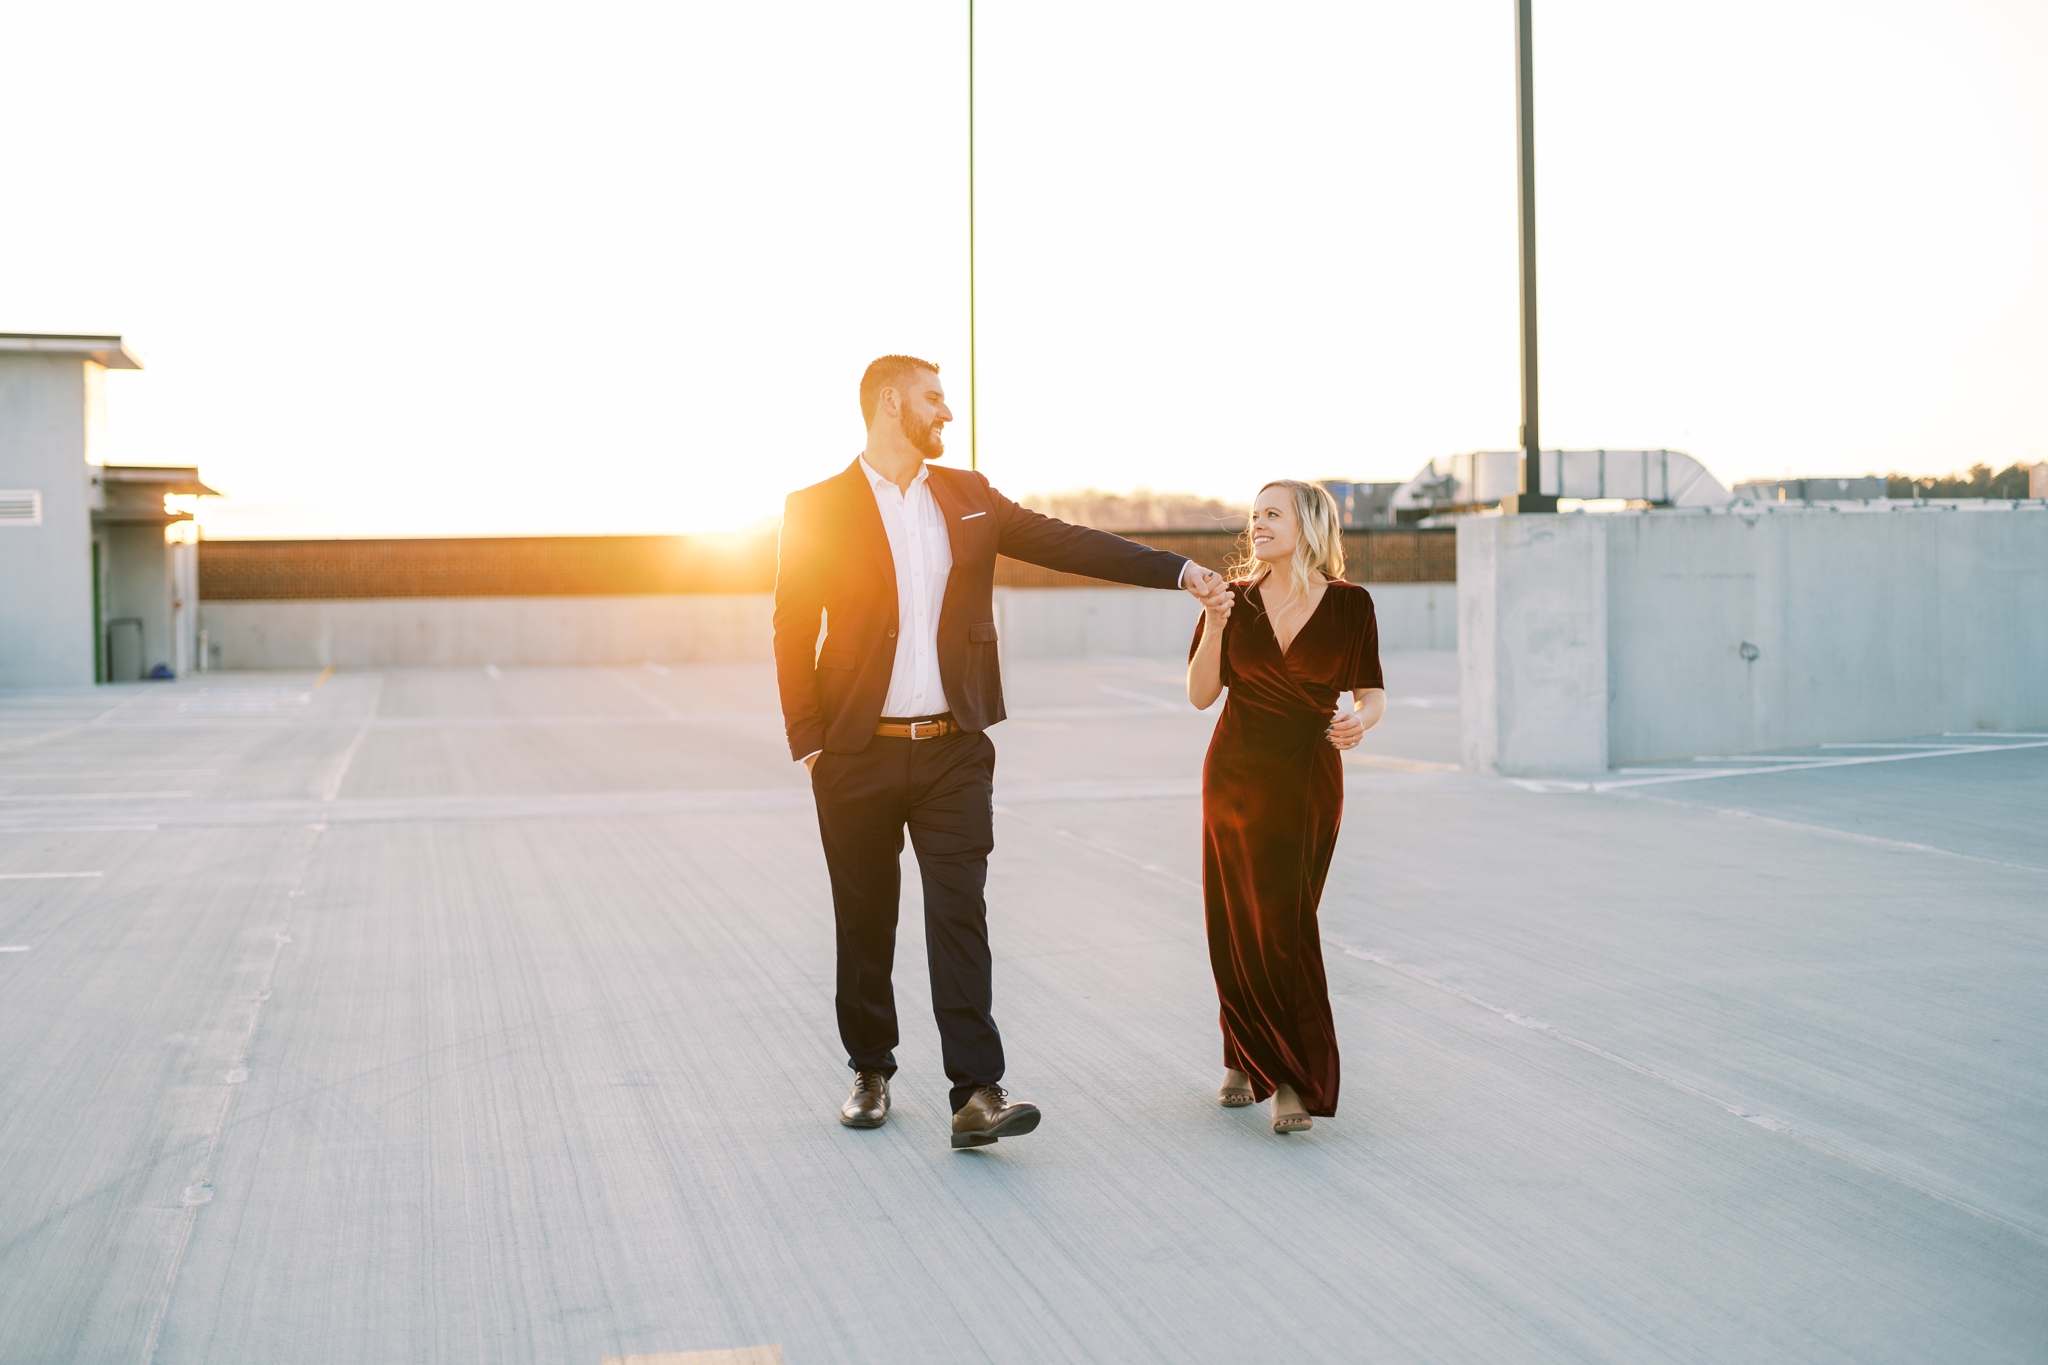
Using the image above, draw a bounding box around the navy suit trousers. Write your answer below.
[809,728,1000,1114]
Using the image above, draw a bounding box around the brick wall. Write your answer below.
[197,527,1453,600]
[197,535,776,600]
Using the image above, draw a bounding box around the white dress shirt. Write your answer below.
[795,460,1201,760]
[860,456,954,718]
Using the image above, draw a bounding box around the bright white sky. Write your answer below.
[4,1,2042,537]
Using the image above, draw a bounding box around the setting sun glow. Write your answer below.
[3,1,2040,539]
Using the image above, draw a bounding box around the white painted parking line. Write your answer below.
[1821,742,1963,749]
[1095,684,1188,711]
[601,1347,782,1365]
[0,771,218,778]
[1323,939,2047,1248]
[1008,800,2048,1249]
[1008,705,1197,721]
[182,690,311,714]
[0,792,190,802]
[1517,738,2048,792]
[0,824,157,834]
[1692,755,1827,763]
[0,871,102,879]
[483,664,503,679]
[319,679,385,802]
[1624,792,2048,876]
[0,946,29,953]
[1347,753,1462,773]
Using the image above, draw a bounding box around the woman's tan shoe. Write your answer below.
[1218,1082,1255,1107]
[1272,1111,1313,1134]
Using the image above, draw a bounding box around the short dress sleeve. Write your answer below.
[1341,586,1384,691]
[1187,583,1243,688]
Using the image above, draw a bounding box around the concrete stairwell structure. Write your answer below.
[0,333,213,688]
[1460,503,2048,775]
[0,334,142,688]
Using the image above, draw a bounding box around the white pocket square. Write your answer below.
[959,511,987,521]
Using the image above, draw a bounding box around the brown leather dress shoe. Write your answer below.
[840,1070,889,1128]
[950,1083,1040,1149]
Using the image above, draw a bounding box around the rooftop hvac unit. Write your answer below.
[1391,451,1730,514]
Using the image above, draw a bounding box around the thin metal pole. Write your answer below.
[1511,0,1551,511]
[968,0,979,472]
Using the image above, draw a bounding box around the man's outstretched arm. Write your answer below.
[988,483,1228,601]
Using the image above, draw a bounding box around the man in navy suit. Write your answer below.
[774,354,1229,1148]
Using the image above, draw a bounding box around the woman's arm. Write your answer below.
[1187,598,1232,709]
[1326,688,1386,749]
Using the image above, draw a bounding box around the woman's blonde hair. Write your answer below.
[1229,479,1347,584]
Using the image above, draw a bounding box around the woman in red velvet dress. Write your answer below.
[1187,480,1386,1134]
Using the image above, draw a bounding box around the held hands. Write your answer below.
[1182,564,1234,621]
[1327,706,1366,750]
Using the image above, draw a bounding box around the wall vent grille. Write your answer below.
[0,490,42,526]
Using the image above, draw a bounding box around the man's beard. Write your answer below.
[900,408,945,460]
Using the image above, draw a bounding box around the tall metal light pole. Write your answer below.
[1503,0,1555,513]
[967,0,979,471]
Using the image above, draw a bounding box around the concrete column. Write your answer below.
[1458,514,1609,775]
[170,541,199,676]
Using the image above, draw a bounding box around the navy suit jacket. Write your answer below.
[773,460,1190,759]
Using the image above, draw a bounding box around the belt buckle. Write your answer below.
[909,718,943,740]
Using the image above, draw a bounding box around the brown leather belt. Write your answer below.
[875,715,959,740]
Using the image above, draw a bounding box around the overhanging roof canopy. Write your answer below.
[0,332,143,369]
[100,465,220,497]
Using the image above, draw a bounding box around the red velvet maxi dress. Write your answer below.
[1190,579,1383,1117]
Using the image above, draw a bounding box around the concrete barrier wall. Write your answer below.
[996,583,1453,658]
[198,582,1456,670]
[1359,582,1458,651]
[199,595,778,668]
[1460,506,2048,774]
[1457,516,1610,776]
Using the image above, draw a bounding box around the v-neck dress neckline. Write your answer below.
[1251,579,1332,664]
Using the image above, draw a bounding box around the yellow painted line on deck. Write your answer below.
[602,1349,782,1365]
[315,666,335,687]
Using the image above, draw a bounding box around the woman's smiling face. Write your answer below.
[1250,485,1299,567]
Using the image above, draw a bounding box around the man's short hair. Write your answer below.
[860,354,940,428]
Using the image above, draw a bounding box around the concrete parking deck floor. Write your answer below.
[2,654,2044,1364]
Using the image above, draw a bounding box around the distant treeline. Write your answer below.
[1886,463,2037,499]
[1020,488,1249,530]
[1021,468,2039,523]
